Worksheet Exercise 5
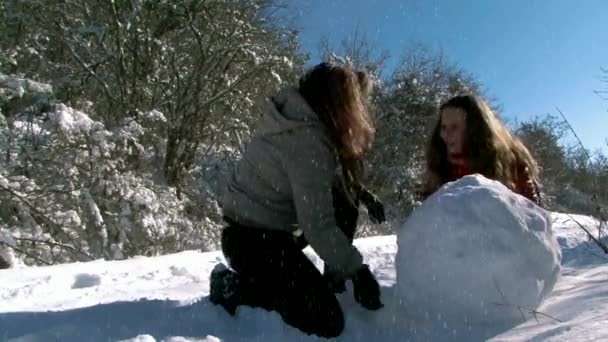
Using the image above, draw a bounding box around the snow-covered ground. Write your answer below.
[0,212,606,342]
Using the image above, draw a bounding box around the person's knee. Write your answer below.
[291,297,345,338]
[317,306,345,338]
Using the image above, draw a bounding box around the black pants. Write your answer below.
[220,184,360,337]
[221,224,344,338]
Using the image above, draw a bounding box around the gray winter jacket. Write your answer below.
[220,87,363,277]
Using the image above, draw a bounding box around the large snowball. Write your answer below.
[394,175,561,330]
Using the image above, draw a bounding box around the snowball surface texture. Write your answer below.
[394,174,561,328]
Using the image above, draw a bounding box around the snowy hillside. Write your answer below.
[0,212,607,342]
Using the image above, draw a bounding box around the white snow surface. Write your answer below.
[1,179,607,341]
[393,175,561,339]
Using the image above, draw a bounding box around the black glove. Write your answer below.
[352,264,383,310]
[359,189,386,224]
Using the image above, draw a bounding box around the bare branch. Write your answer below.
[529,309,563,323]
[62,34,116,103]
[0,183,85,254]
[14,237,94,261]
[492,277,563,324]
[1,240,52,266]
[109,0,129,109]
[556,107,593,162]
[566,215,608,254]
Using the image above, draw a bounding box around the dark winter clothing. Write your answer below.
[291,181,361,251]
[213,87,384,337]
[211,166,385,337]
[220,87,363,278]
[218,222,346,338]
[213,218,383,338]
[352,264,383,310]
[316,180,385,293]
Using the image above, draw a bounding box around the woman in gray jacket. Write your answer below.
[210,62,383,338]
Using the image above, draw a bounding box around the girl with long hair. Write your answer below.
[209,63,383,338]
[421,94,543,205]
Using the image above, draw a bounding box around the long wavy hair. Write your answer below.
[424,94,539,194]
[299,62,375,182]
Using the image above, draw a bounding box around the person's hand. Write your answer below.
[352,264,383,310]
[360,190,386,224]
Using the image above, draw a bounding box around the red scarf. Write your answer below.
[448,154,472,181]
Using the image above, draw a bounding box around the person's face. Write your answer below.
[440,107,466,157]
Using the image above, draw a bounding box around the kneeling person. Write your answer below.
[210,62,383,338]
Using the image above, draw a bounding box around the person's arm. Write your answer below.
[281,128,383,310]
[355,184,386,224]
[282,128,363,278]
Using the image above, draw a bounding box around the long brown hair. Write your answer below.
[299,62,375,160]
[424,94,539,194]
[299,62,375,183]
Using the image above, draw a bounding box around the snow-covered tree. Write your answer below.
[0,0,306,265]
[1,0,304,190]
[516,114,608,216]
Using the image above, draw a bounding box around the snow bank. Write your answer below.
[393,175,561,334]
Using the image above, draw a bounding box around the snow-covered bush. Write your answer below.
[0,76,225,264]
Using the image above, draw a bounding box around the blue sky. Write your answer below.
[293,0,608,152]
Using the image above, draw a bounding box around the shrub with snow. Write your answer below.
[1,77,222,264]
[393,175,561,331]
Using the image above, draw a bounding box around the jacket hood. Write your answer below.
[254,87,322,137]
